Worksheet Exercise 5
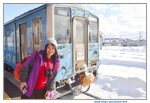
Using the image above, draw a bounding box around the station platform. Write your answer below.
[4,70,21,99]
[4,92,21,99]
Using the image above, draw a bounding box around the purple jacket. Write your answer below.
[21,51,60,97]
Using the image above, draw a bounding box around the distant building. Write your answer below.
[102,38,123,46]
[121,39,139,46]
[139,39,146,46]
[99,31,104,50]
[102,38,146,46]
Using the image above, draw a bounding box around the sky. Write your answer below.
[78,4,146,40]
[4,4,146,40]
[4,4,44,23]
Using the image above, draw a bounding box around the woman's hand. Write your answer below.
[44,90,54,99]
[20,82,28,91]
[44,91,51,99]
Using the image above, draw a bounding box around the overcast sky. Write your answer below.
[79,4,146,40]
[4,4,146,40]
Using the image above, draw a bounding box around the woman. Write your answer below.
[19,38,60,99]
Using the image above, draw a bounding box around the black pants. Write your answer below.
[21,88,47,99]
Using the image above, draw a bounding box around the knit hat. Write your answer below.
[46,38,57,48]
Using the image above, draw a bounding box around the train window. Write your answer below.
[54,7,71,44]
[34,24,40,45]
[76,21,84,44]
[88,15,98,43]
[32,18,42,52]
[19,23,28,60]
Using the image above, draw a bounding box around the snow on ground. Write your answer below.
[62,46,146,99]
[88,46,146,99]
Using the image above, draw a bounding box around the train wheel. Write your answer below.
[81,85,90,93]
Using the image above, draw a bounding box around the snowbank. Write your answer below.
[88,46,146,99]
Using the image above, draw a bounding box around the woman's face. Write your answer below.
[46,44,55,59]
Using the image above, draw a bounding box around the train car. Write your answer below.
[4,4,100,98]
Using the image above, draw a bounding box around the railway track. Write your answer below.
[60,92,102,99]
[82,92,101,99]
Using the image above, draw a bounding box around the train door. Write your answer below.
[32,18,42,52]
[73,17,88,73]
[19,23,28,60]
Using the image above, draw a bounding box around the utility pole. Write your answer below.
[139,32,142,41]
[138,32,142,46]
